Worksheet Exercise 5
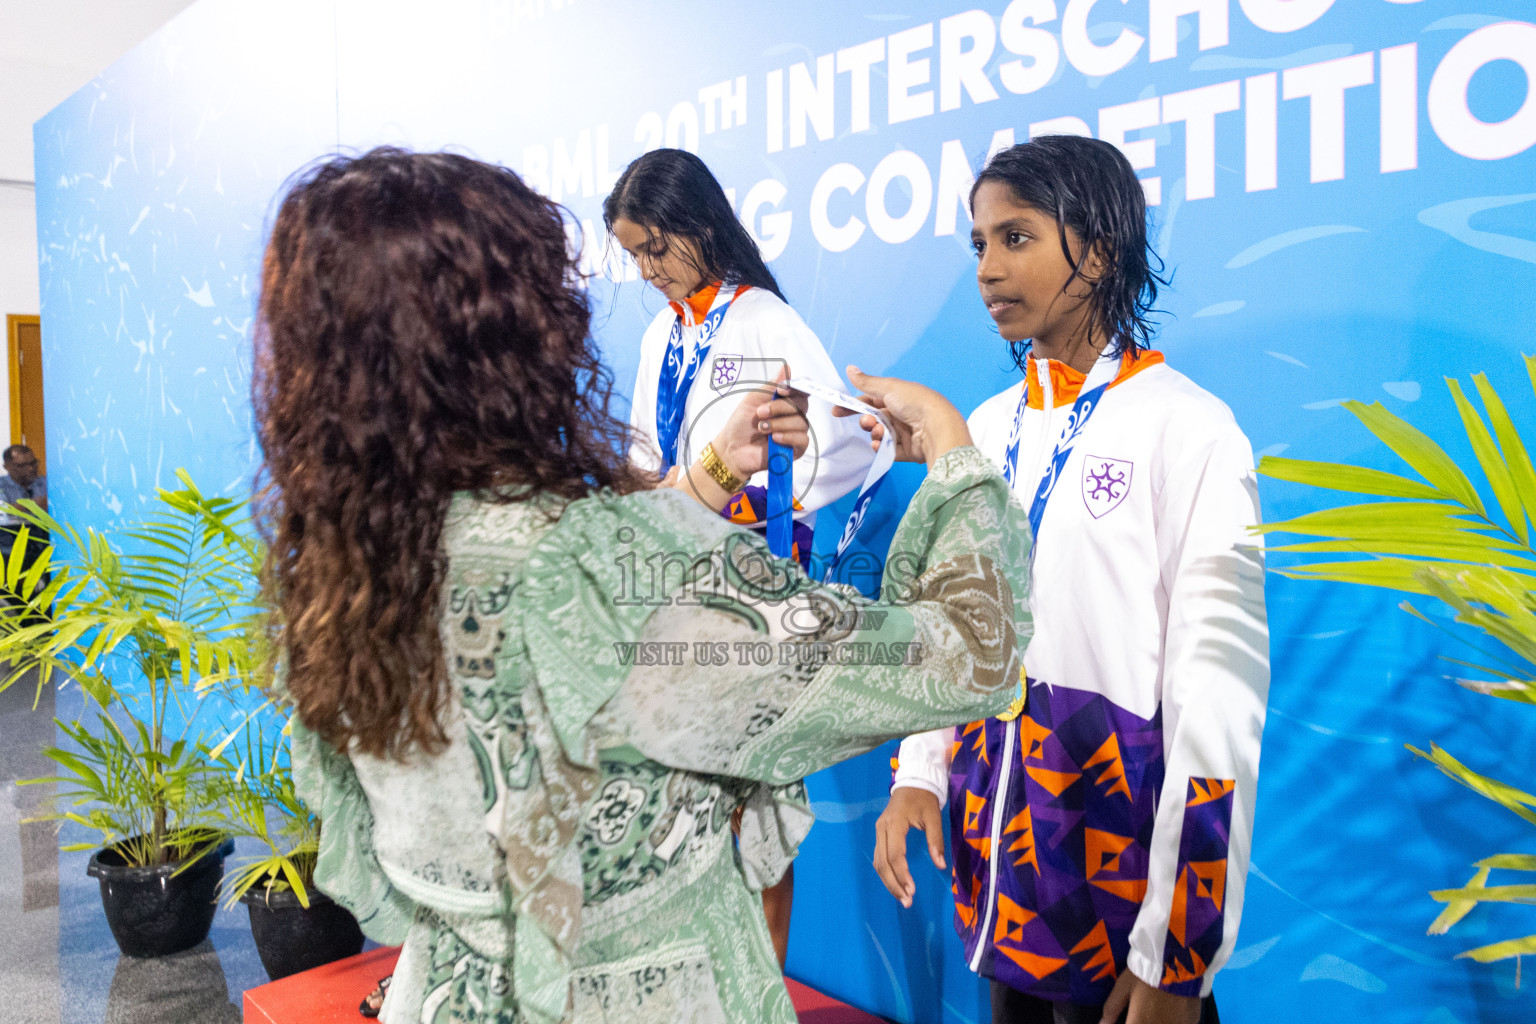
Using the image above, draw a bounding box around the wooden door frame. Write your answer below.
[7,314,39,447]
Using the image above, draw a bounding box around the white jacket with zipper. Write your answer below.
[892,348,1269,1002]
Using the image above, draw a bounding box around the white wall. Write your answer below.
[0,185,35,437]
[0,1,201,179]
[0,185,37,313]
[0,0,198,438]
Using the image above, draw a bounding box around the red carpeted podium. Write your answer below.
[783,978,887,1023]
[242,946,883,1023]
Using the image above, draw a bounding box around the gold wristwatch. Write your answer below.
[699,442,745,494]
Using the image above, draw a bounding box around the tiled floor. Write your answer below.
[2,671,881,1024]
[0,670,271,1024]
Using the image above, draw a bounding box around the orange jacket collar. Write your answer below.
[1024,348,1164,410]
[671,281,753,326]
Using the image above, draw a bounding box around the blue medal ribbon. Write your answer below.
[996,358,1113,723]
[654,285,744,475]
[1023,381,1109,538]
[766,438,794,559]
[1002,358,1116,540]
[654,285,795,560]
[782,376,896,582]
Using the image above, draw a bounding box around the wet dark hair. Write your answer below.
[970,136,1167,368]
[255,148,646,760]
[603,149,785,301]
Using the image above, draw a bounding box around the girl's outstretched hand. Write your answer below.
[672,366,811,513]
[834,366,971,466]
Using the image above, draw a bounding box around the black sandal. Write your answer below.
[359,975,391,1018]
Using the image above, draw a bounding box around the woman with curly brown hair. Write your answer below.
[257,147,1034,1024]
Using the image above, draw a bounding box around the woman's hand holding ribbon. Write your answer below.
[834,366,971,467]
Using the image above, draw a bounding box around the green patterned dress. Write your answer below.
[292,446,1032,1024]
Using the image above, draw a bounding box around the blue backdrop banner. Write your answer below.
[33,2,1536,1021]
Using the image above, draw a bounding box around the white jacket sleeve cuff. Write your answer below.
[1126,949,1166,992]
[891,728,952,809]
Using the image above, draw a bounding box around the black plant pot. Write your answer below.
[241,886,365,981]
[87,835,235,958]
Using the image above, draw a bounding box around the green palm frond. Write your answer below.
[1259,359,1536,964]
[1457,934,1536,963]
[209,719,320,908]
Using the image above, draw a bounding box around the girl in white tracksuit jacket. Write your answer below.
[605,148,871,571]
[872,136,1269,1024]
[605,147,873,971]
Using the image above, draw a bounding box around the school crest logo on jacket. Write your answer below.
[710,354,744,391]
[1082,456,1132,518]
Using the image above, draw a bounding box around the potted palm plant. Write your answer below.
[0,472,262,957]
[214,721,363,980]
[1258,357,1536,966]
[1,471,365,973]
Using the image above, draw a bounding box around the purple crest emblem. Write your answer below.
[710,354,743,391]
[1082,455,1132,518]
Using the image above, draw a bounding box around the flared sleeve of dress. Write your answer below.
[518,444,1033,893]
[289,717,417,944]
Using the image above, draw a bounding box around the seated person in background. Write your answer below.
[0,444,49,599]
[0,444,48,517]
[256,148,1035,1024]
